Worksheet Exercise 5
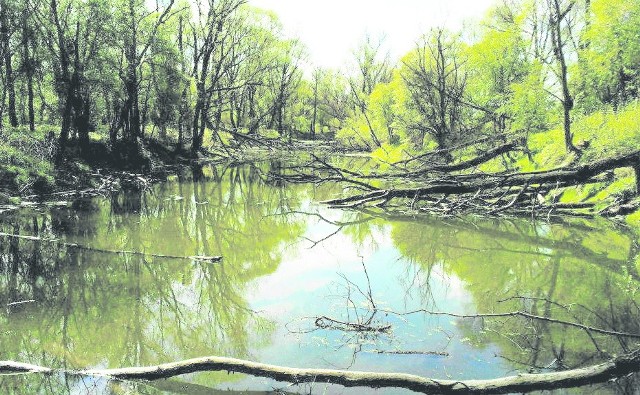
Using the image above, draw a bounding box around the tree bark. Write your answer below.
[635,164,640,195]
[549,0,577,154]
[50,0,71,146]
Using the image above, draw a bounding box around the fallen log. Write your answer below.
[3,351,640,394]
[314,315,392,333]
[323,151,640,208]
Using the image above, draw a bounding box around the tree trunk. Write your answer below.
[635,164,640,196]
[190,42,211,155]
[0,0,17,127]
[176,15,186,152]
[51,0,71,145]
[123,0,140,151]
[311,73,318,139]
[323,150,640,206]
[190,86,205,155]
[550,0,577,154]
[22,10,34,132]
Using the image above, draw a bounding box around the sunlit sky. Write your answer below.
[248,0,497,70]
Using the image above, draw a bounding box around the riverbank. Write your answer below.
[2,123,640,226]
[0,126,343,209]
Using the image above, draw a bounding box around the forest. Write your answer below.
[2,0,640,394]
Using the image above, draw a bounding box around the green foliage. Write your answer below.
[578,0,640,112]
[336,118,375,150]
[0,127,55,192]
[573,102,640,162]
[506,61,553,134]
[465,1,547,135]
[370,142,409,171]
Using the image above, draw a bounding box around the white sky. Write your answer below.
[248,0,497,71]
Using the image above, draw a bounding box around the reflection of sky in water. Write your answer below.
[236,204,511,393]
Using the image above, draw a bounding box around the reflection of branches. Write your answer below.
[497,295,637,357]
[0,232,222,263]
[271,209,375,249]
[274,210,374,227]
[381,309,640,339]
[302,227,343,249]
[370,349,449,356]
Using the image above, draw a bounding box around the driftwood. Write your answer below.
[429,139,523,173]
[325,151,640,205]
[2,351,640,393]
[0,361,51,374]
[286,139,522,182]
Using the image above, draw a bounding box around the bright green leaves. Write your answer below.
[578,0,640,111]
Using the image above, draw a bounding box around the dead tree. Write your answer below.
[403,29,467,152]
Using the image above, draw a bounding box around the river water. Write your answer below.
[0,161,639,394]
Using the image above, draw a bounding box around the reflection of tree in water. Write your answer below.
[391,216,640,376]
[0,162,312,393]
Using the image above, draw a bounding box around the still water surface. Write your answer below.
[1,161,639,394]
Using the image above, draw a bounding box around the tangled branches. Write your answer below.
[269,138,640,218]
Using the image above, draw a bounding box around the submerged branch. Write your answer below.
[370,350,450,356]
[386,309,640,339]
[0,232,222,263]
